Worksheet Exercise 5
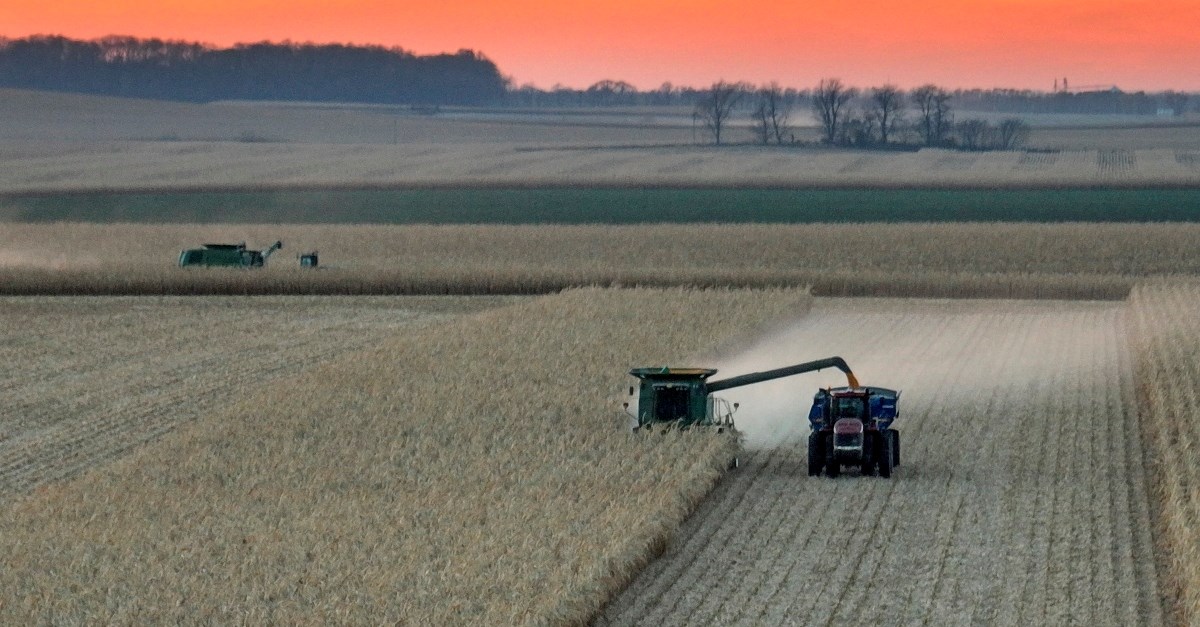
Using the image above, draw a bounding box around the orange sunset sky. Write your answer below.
[2,0,1198,91]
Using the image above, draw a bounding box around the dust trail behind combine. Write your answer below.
[599,298,1167,626]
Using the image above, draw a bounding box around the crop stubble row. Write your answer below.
[599,299,1165,626]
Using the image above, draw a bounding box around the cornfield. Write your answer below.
[1129,281,1200,625]
[0,288,809,624]
[5,222,1199,299]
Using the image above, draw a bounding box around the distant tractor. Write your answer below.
[178,241,283,268]
[807,386,900,478]
[299,251,319,268]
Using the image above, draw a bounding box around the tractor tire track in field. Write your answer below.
[0,296,503,501]
[598,299,1167,626]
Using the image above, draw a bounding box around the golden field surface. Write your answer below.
[0,295,517,499]
[0,288,806,623]
[3,85,1200,624]
[0,89,1198,192]
[1130,282,1200,624]
[2,289,1193,625]
[601,298,1166,625]
[6,222,1200,299]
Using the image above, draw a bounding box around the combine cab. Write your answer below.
[178,240,282,268]
[807,387,900,478]
[627,368,737,432]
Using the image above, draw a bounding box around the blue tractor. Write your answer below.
[807,386,901,478]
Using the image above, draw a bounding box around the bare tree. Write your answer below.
[750,99,772,145]
[996,118,1031,149]
[955,118,990,150]
[911,84,953,147]
[695,81,745,145]
[812,78,857,144]
[586,79,636,106]
[869,84,904,144]
[749,83,791,145]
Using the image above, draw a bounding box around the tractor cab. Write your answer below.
[627,367,736,431]
[809,387,899,431]
[832,394,868,421]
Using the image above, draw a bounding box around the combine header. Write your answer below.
[626,356,900,478]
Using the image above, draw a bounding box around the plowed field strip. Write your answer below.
[597,299,1167,626]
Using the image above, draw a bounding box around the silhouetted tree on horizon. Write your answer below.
[911,84,953,146]
[695,81,746,145]
[812,78,857,144]
[749,82,791,145]
[869,84,905,144]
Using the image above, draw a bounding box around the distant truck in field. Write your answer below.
[178,241,282,268]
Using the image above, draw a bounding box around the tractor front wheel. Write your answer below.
[825,434,841,477]
[807,432,825,476]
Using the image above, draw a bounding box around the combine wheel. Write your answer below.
[889,428,900,466]
[807,432,825,476]
[878,430,895,478]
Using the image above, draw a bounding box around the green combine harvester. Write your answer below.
[178,240,282,268]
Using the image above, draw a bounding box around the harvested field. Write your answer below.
[2,89,1198,194]
[600,298,1167,625]
[3,142,1200,193]
[0,295,516,500]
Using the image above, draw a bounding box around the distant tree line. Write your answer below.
[509,79,1196,118]
[691,78,1033,150]
[0,35,507,105]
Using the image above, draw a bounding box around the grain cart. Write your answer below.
[626,358,860,433]
[178,240,283,268]
[806,386,900,478]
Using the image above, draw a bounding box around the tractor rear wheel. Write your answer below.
[807,432,825,476]
[861,432,877,476]
[878,430,895,478]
